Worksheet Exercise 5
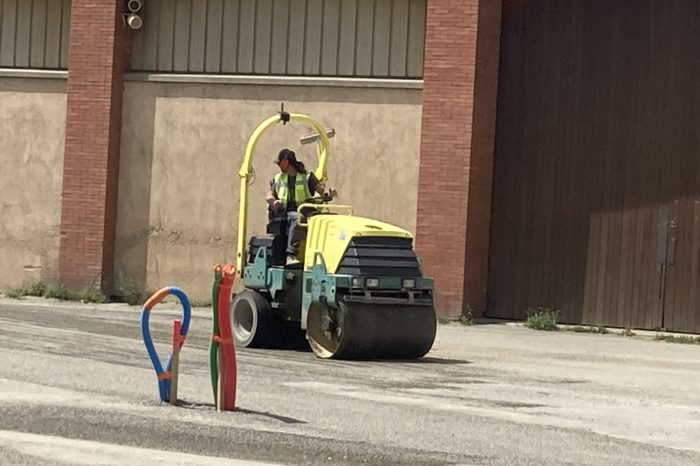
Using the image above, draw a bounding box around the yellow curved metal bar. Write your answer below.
[235,112,331,276]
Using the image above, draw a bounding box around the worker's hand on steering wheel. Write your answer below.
[319,189,336,202]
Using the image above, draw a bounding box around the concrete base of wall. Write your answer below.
[0,78,66,290]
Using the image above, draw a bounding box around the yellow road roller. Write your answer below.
[230,107,437,359]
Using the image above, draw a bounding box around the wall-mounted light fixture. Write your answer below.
[123,0,144,30]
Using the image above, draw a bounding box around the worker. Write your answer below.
[266,148,336,266]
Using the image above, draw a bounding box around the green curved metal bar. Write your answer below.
[236,112,331,276]
[208,267,222,402]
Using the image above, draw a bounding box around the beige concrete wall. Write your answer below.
[0,78,66,290]
[115,80,422,300]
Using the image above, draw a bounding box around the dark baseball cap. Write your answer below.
[274,148,296,164]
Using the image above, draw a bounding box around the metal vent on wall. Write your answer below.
[130,0,426,78]
[0,0,71,69]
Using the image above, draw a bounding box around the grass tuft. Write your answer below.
[460,309,474,326]
[3,280,106,303]
[78,286,108,303]
[43,283,78,300]
[525,307,560,331]
[568,325,609,334]
[25,281,47,296]
[5,288,24,299]
[113,274,151,306]
[655,334,700,345]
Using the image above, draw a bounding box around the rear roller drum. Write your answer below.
[231,289,310,350]
[230,290,274,348]
[306,299,437,360]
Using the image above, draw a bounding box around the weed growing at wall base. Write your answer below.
[5,281,107,304]
[460,308,474,325]
[5,288,23,299]
[4,278,207,308]
[568,325,609,334]
[525,307,560,331]
[655,334,700,345]
[114,274,152,306]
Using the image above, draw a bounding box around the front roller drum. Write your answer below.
[306,300,437,360]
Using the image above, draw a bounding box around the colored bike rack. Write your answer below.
[140,286,191,404]
[209,263,238,411]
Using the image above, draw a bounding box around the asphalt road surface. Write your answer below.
[1,297,699,465]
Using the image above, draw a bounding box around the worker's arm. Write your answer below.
[266,181,281,210]
[317,184,337,200]
[310,173,336,200]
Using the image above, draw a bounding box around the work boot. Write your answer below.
[286,255,300,266]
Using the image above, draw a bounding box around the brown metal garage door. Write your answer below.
[487,0,700,333]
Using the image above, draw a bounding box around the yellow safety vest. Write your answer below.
[274,172,312,209]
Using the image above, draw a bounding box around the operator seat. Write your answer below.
[257,201,319,267]
[263,206,288,266]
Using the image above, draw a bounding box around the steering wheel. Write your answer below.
[302,193,333,205]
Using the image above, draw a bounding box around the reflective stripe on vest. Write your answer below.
[274,172,312,208]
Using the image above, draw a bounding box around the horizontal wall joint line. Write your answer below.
[123,72,423,89]
[0,68,68,79]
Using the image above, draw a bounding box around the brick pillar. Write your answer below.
[58,1,133,291]
[416,0,502,319]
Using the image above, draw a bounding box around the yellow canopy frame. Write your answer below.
[235,109,332,277]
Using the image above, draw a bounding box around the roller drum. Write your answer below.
[307,299,437,360]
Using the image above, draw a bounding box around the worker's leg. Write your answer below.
[286,211,306,263]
